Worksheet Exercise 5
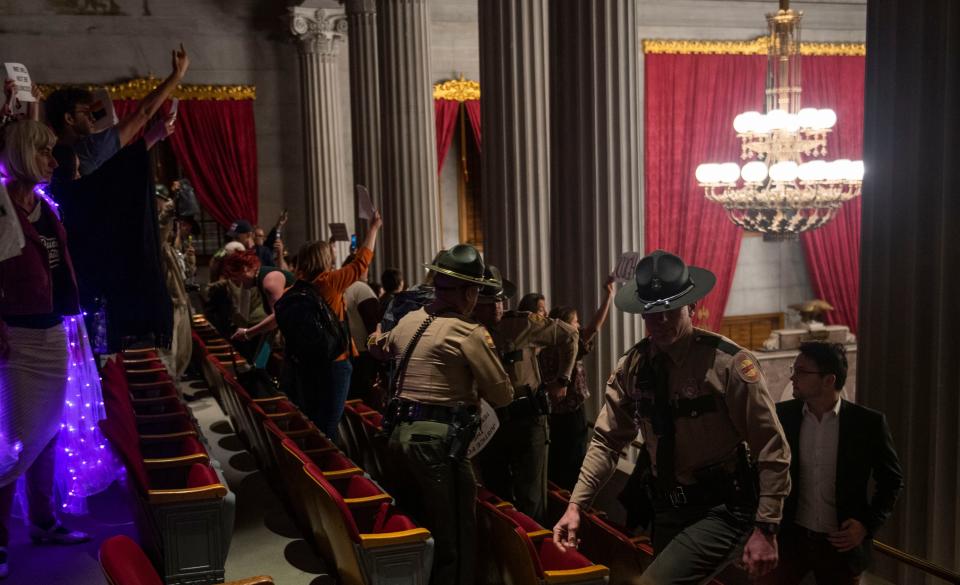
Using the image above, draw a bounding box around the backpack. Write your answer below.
[273,279,349,364]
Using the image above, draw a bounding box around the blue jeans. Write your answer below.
[315,359,352,440]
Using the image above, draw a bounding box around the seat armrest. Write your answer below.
[543,565,610,584]
[224,578,274,585]
[147,484,228,504]
[359,528,432,550]
[144,453,209,469]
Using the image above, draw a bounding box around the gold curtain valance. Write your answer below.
[642,37,865,57]
[37,76,256,101]
[433,78,480,102]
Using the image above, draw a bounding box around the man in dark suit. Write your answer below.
[765,342,903,584]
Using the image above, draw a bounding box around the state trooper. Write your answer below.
[473,266,579,522]
[370,244,512,585]
[552,250,792,583]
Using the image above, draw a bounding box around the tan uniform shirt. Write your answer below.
[493,311,579,395]
[570,328,791,524]
[374,307,513,408]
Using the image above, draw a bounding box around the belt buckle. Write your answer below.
[668,486,687,507]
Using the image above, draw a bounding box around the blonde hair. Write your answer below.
[296,240,336,281]
[0,120,57,184]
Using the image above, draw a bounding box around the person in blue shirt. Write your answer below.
[45,43,190,176]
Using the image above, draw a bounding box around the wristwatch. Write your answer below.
[755,522,779,536]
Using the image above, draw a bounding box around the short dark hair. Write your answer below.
[382,268,403,293]
[548,305,578,325]
[518,292,545,313]
[798,341,847,390]
[45,87,95,135]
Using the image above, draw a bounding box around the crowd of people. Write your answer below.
[0,44,904,585]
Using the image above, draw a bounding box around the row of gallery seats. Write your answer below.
[98,344,271,584]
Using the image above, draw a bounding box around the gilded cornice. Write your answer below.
[433,79,480,102]
[37,77,256,101]
[642,37,865,57]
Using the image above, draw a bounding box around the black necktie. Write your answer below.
[652,353,675,489]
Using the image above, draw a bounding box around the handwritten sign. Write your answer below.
[466,399,500,458]
[3,63,34,102]
[329,222,350,242]
[612,251,641,283]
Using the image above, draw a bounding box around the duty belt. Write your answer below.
[496,385,549,422]
[395,399,475,425]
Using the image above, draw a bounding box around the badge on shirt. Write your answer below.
[681,379,699,399]
[736,357,760,383]
[483,330,496,349]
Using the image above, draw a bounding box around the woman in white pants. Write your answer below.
[0,120,90,580]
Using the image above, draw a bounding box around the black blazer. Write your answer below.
[777,398,904,573]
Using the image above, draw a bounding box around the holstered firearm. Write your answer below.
[617,448,656,531]
[446,401,480,460]
[691,442,759,507]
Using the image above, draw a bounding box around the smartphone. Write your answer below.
[350,234,358,252]
[170,97,179,120]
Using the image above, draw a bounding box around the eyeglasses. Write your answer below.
[789,366,823,376]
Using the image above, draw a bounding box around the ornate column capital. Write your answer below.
[289,7,348,56]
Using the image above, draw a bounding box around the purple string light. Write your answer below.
[53,315,119,513]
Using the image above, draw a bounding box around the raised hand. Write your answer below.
[172,43,190,79]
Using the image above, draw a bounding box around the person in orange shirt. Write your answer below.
[288,212,382,438]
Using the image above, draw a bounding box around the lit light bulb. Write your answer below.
[766,109,790,131]
[820,109,837,129]
[735,111,762,133]
[823,160,845,182]
[741,161,768,183]
[769,161,799,182]
[696,163,720,184]
[848,160,865,181]
[798,160,828,182]
[797,108,819,128]
[718,163,741,184]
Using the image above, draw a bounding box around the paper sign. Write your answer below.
[3,63,35,102]
[466,399,500,459]
[329,222,350,242]
[356,184,376,220]
[90,89,118,134]
[612,251,642,283]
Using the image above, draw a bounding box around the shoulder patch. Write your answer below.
[736,355,761,383]
[528,312,545,323]
[483,329,496,349]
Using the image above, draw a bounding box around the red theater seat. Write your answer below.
[99,535,273,585]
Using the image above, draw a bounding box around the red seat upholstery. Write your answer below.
[100,535,274,585]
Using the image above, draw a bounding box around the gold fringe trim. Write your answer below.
[642,37,865,57]
[433,78,480,102]
[37,76,256,101]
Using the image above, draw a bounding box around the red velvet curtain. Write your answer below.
[799,56,864,333]
[464,100,481,152]
[435,98,460,174]
[644,54,765,331]
[115,98,259,227]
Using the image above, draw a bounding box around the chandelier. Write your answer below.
[695,1,863,240]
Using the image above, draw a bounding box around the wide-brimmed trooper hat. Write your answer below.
[615,250,716,314]
[424,244,493,286]
[476,265,517,304]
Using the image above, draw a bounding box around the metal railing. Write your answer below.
[873,540,960,584]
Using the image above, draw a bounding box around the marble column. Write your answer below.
[478,0,552,300]
[345,0,383,271]
[290,7,351,246]
[377,0,440,283]
[549,0,643,413]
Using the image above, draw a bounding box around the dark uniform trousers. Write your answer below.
[476,414,549,523]
[389,420,477,585]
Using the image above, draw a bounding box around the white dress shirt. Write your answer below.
[795,397,842,533]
